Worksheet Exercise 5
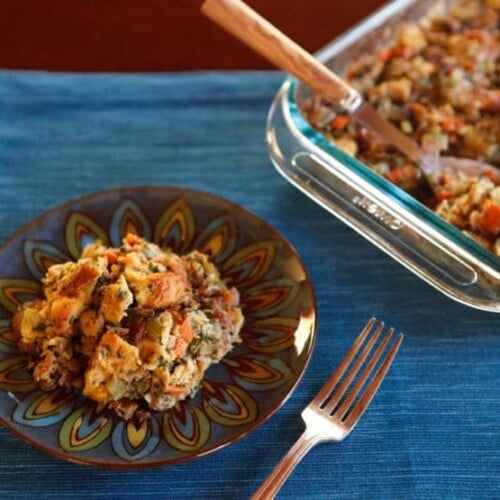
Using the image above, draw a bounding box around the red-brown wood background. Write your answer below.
[0,0,386,71]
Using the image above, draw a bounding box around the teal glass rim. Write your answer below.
[285,77,499,270]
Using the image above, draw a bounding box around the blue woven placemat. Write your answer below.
[0,70,498,499]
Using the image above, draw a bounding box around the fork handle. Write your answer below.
[252,429,321,500]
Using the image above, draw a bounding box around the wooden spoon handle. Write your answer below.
[201,0,351,104]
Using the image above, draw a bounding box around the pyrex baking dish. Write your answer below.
[266,0,500,312]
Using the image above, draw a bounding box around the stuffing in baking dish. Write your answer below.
[303,0,499,255]
[12,234,244,421]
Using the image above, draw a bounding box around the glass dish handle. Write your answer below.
[288,151,479,287]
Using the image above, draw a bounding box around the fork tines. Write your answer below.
[312,317,403,427]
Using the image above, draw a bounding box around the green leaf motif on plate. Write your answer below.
[13,389,75,427]
[201,382,258,427]
[0,356,37,392]
[223,354,294,392]
[241,278,299,317]
[0,319,18,354]
[162,403,211,452]
[223,240,276,288]
[154,198,196,252]
[65,212,109,259]
[58,405,113,452]
[110,198,152,246]
[111,417,161,461]
[193,215,237,264]
[23,240,70,280]
[0,278,42,314]
[241,316,299,353]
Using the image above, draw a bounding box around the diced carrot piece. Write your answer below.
[466,29,493,46]
[390,46,413,59]
[173,338,187,358]
[440,117,464,133]
[172,318,194,358]
[171,310,183,324]
[479,8,498,27]
[378,46,412,63]
[437,191,453,202]
[441,173,455,186]
[481,91,500,114]
[220,288,235,305]
[463,60,476,72]
[378,49,391,63]
[105,250,118,264]
[164,385,185,396]
[331,115,350,131]
[477,201,500,235]
[124,233,141,245]
[386,167,404,184]
[484,170,499,184]
[179,317,193,343]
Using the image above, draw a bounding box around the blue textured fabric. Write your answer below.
[0,70,498,499]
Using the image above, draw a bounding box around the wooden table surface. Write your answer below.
[0,0,386,71]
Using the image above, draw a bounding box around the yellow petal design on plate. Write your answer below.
[241,316,299,353]
[110,198,152,245]
[0,278,42,314]
[23,240,70,280]
[111,417,161,461]
[121,213,142,239]
[222,355,293,391]
[127,419,147,446]
[0,319,18,353]
[241,278,299,317]
[0,356,37,392]
[33,390,74,416]
[58,406,113,452]
[193,215,237,264]
[154,198,196,252]
[202,382,258,426]
[33,253,61,276]
[13,389,75,427]
[65,212,109,259]
[222,240,276,287]
[162,403,211,452]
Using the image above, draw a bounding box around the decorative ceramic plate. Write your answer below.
[0,186,316,468]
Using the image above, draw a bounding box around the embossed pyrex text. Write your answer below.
[352,196,403,230]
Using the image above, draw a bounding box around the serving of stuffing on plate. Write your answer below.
[303,0,499,255]
[12,234,244,422]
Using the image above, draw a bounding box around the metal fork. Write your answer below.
[252,317,403,500]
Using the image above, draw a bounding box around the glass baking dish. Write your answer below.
[266,0,500,312]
